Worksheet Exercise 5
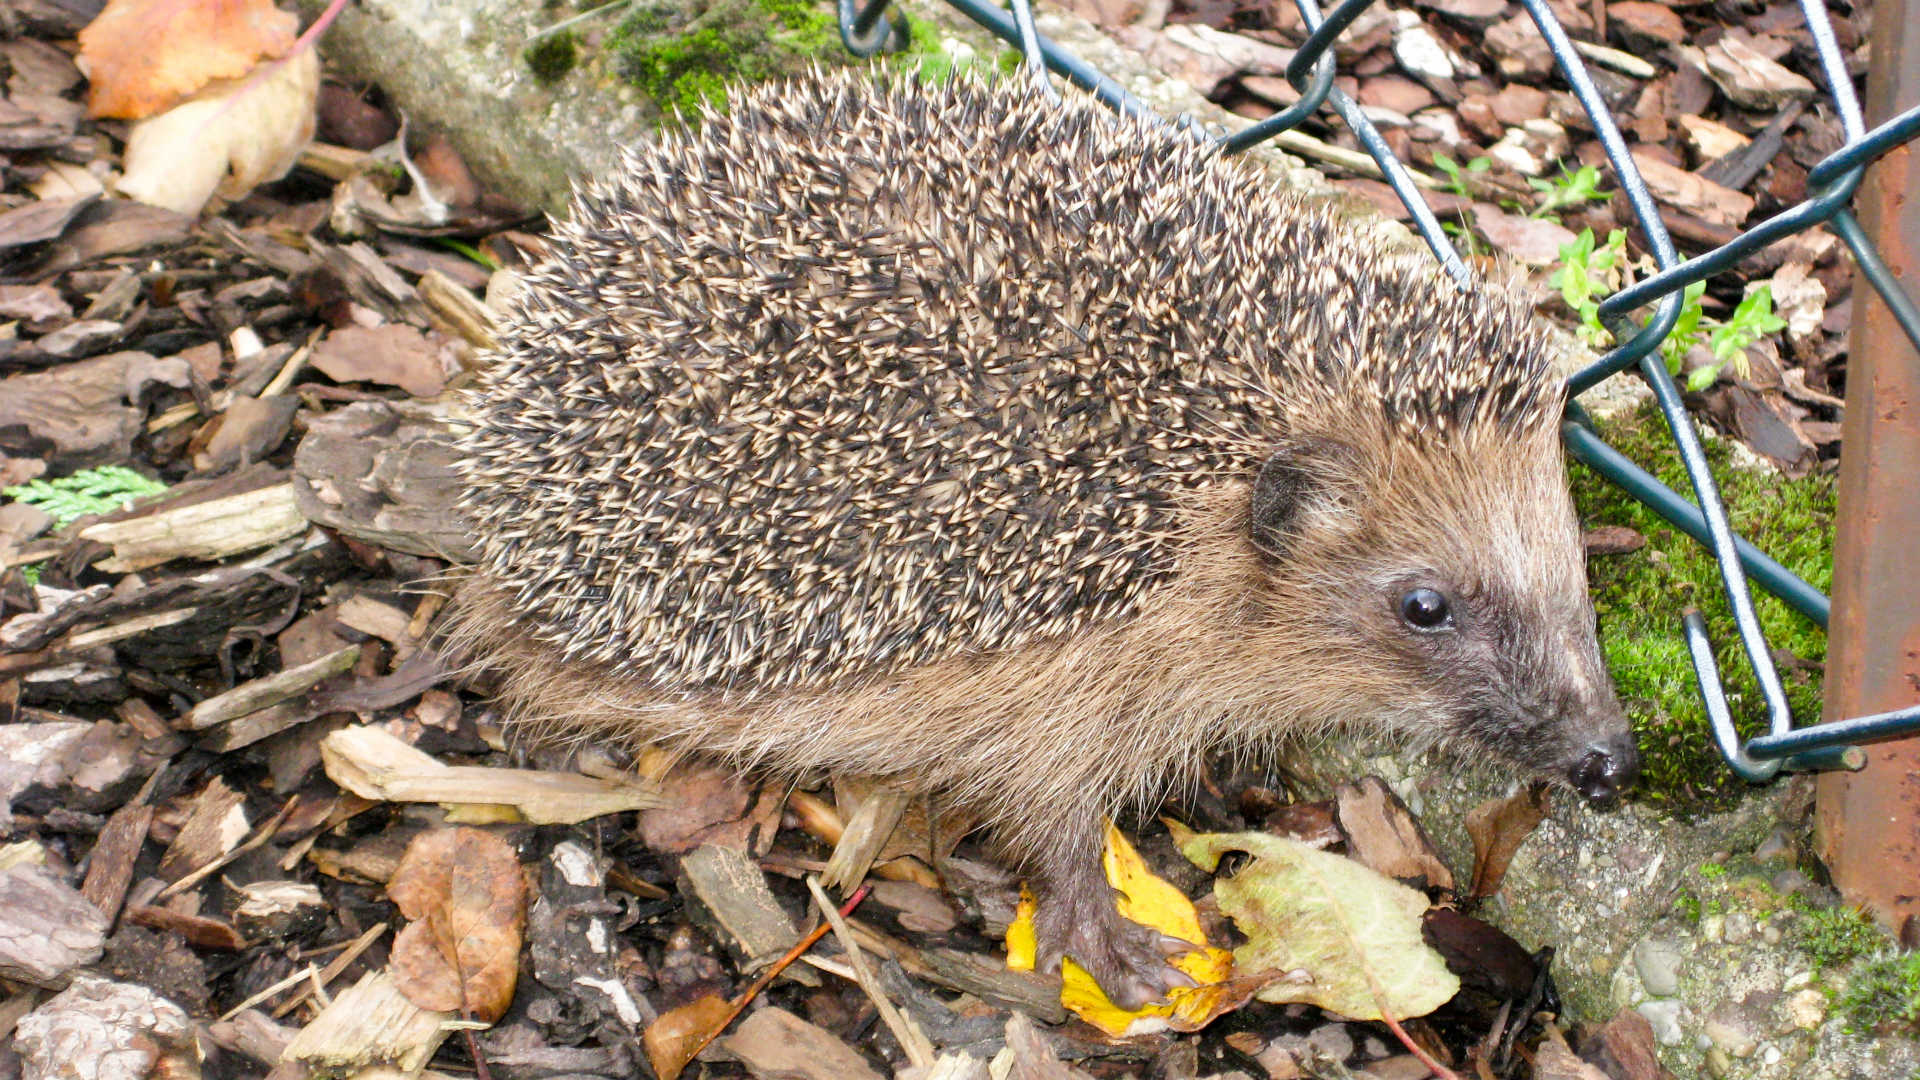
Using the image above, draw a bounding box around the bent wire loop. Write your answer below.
[838,0,1920,781]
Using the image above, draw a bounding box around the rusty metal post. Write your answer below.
[1814,0,1920,937]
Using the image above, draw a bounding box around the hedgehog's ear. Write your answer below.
[1249,436,1358,560]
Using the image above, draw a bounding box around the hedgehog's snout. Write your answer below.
[1567,731,1640,805]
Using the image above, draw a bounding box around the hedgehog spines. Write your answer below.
[456,70,1563,698]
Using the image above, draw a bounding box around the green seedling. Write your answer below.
[1430,152,1490,199]
[1549,227,1630,349]
[1687,285,1788,391]
[1657,279,1710,376]
[1528,163,1611,221]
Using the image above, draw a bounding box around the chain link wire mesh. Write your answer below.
[836,0,1920,780]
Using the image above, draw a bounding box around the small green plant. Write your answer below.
[1837,950,1920,1033]
[1430,153,1490,199]
[1548,229,1785,391]
[1528,163,1611,220]
[4,466,167,529]
[1549,227,1631,349]
[1656,279,1710,375]
[1687,285,1788,391]
[1698,861,1728,879]
[1800,904,1886,971]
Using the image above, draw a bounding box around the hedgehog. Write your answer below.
[448,70,1640,1008]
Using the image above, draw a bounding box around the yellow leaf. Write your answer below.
[1006,823,1244,1037]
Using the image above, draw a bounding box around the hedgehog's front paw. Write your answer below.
[1033,889,1198,1009]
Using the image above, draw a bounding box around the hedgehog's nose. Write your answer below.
[1569,733,1640,805]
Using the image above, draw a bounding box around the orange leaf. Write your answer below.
[79,0,299,119]
[386,827,527,1023]
[643,994,734,1080]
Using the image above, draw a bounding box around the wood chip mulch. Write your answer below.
[0,0,1873,1076]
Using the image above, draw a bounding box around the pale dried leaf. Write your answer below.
[1179,826,1458,1022]
[116,49,318,216]
[1767,261,1826,344]
[80,0,299,119]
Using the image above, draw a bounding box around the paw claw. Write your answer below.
[1034,896,1202,1008]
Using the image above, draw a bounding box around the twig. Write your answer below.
[1380,1012,1461,1080]
[804,876,936,1069]
[272,921,390,1018]
[679,884,873,1066]
[526,0,634,43]
[219,964,320,1022]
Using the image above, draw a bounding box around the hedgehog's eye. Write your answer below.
[1398,587,1453,631]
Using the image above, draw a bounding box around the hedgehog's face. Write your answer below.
[1247,427,1639,804]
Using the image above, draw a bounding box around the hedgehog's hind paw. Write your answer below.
[1034,893,1198,1010]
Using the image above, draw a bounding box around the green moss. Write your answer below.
[1674,889,1702,923]
[523,29,581,84]
[1571,403,1835,807]
[1800,904,1886,972]
[1837,951,1920,1033]
[608,0,847,118]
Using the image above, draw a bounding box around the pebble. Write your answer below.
[1637,999,1687,1045]
[1725,911,1755,945]
[1307,1023,1355,1062]
[1773,869,1836,906]
[1753,827,1797,867]
[1390,11,1456,81]
[1634,938,1686,997]
[1705,1016,1759,1058]
[1784,988,1827,1029]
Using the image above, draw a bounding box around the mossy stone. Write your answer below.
[1571,404,1835,808]
[608,0,849,119]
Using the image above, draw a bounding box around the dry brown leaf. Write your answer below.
[1464,782,1551,899]
[636,763,780,854]
[309,324,450,398]
[1534,1025,1613,1080]
[642,994,733,1080]
[386,827,526,1022]
[79,0,299,120]
[1470,207,1577,267]
[116,49,318,216]
[720,1006,886,1080]
[1333,776,1455,893]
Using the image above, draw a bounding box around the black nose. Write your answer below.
[1569,734,1641,804]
